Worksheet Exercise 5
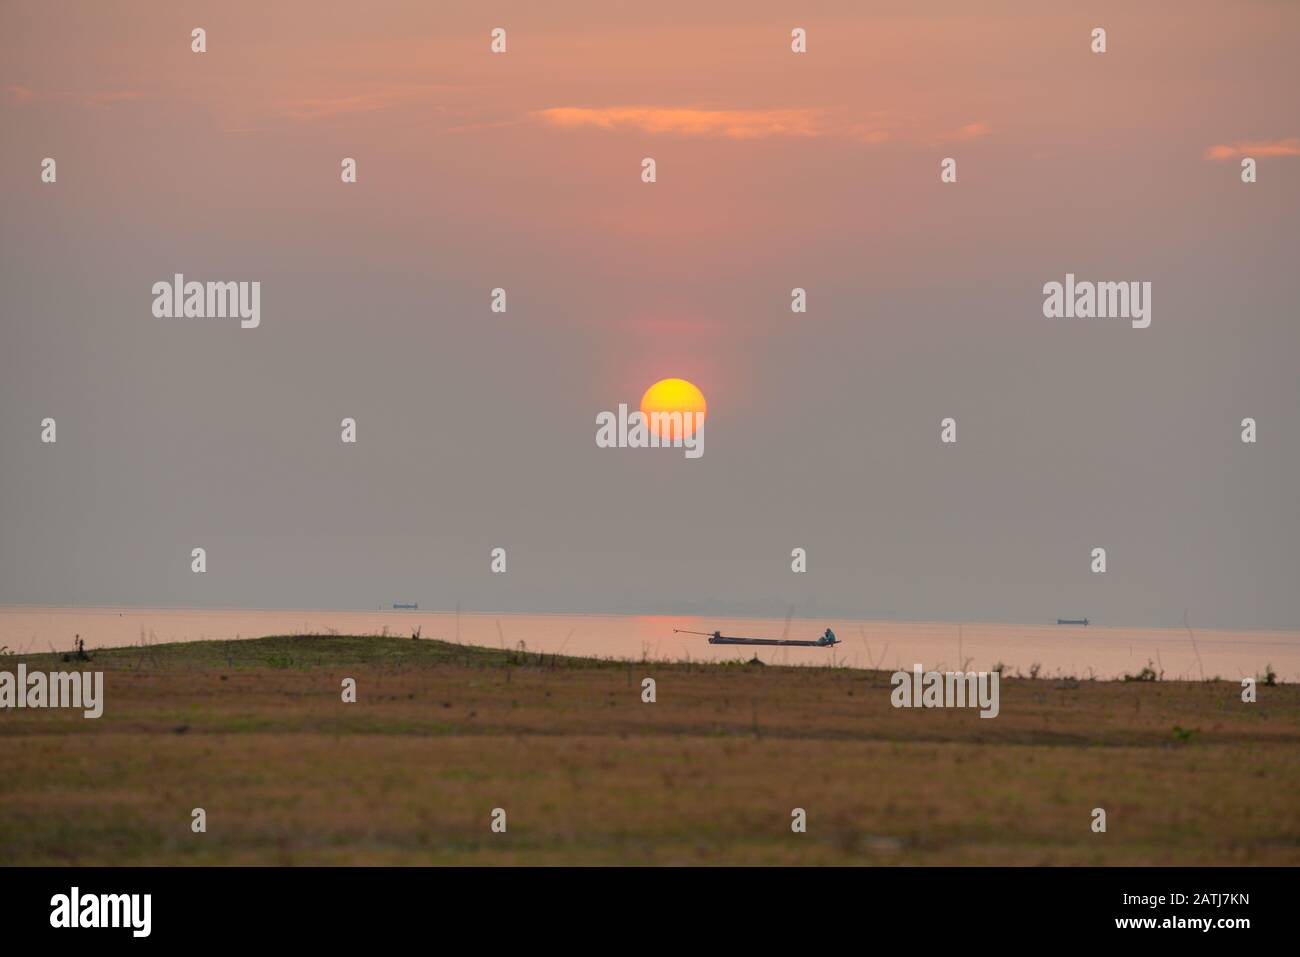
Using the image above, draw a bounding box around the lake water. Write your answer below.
[1,606,1296,682]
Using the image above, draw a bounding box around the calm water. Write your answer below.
[2,606,1297,682]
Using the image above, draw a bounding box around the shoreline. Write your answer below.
[4,607,1298,683]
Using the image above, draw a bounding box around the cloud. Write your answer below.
[1204,137,1300,160]
[82,91,144,108]
[3,85,35,105]
[277,93,400,121]
[532,106,831,139]
[273,83,472,122]
[2,85,144,109]
[952,121,991,140]
[532,106,991,147]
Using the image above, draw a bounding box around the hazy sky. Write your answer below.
[2,1,1297,628]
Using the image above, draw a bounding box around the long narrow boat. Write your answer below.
[1056,617,1089,625]
[674,628,840,647]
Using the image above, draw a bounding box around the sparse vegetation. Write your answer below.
[59,635,91,663]
[1,634,1298,865]
[1124,660,1160,682]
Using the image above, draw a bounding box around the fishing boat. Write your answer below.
[1056,617,1089,626]
[674,627,840,647]
[393,602,418,610]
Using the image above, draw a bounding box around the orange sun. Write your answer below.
[640,378,707,439]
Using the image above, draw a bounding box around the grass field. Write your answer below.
[2,634,1298,865]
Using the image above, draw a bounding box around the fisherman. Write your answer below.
[822,628,837,645]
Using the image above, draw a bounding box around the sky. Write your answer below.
[1,1,1297,628]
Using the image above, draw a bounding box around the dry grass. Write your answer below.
[1,634,1297,865]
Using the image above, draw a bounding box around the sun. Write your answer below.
[640,378,707,439]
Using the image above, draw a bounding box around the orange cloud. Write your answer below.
[533,106,829,139]
[532,106,991,147]
[1204,137,1300,160]
[82,90,145,108]
[274,83,472,122]
[952,121,992,140]
[277,93,400,121]
[2,85,144,109]
[3,85,35,105]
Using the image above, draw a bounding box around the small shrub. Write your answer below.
[1124,660,1158,682]
[60,636,92,663]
